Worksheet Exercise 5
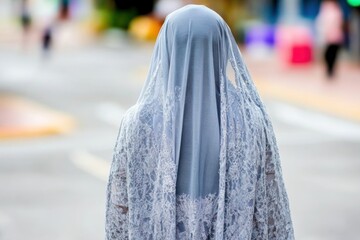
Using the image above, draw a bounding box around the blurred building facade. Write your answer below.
[255,0,351,23]
[212,0,359,63]
[247,0,360,62]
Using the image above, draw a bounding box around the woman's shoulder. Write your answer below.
[119,105,140,132]
[113,105,140,148]
[122,105,138,122]
[120,103,158,133]
[116,103,158,149]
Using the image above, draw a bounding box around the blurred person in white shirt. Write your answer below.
[316,0,344,79]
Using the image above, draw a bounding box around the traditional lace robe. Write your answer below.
[106,5,295,240]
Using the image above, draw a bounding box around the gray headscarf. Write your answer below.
[106,5,294,240]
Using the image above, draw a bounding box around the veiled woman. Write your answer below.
[106,5,294,240]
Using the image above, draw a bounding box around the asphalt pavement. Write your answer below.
[0,34,359,240]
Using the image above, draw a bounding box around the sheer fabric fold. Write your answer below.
[106,5,294,240]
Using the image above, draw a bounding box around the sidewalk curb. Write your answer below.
[255,80,360,123]
[0,96,75,139]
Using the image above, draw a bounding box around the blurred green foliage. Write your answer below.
[107,8,137,29]
[94,0,136,30]
[94,0,154,30]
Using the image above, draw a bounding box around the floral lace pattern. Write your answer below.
[176,194,218,239]
[106,5,294,240]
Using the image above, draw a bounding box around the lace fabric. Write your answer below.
[106,5,294,240]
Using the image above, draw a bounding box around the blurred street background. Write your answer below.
[0,0,360,239]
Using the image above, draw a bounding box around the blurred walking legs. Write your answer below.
[324,43,341,78]
[42,26,53,58]
[20,0,32,50]
[316,0,344,80]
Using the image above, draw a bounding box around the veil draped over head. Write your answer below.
[106,5,294,240]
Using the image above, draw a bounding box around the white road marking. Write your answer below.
[71,150,110,182]
[272,103,360,140]
[96,102,126,127]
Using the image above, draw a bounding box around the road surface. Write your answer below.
[0,36,359,240]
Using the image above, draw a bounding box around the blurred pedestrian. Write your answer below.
[58,0,70,21]
[105,5,294,239]
[19,0,32,49]
[42,25,53,57]
[316,0,345,79]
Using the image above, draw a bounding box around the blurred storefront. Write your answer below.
[228,0,359,64]
[280,0,358,62]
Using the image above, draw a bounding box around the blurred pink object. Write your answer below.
[276,25,313,65]
[316,1,344,44]
[154,0,185,19]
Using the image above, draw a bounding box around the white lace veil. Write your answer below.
[106,5,294,240]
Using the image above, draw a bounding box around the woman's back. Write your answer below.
[106,5,294,240]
